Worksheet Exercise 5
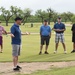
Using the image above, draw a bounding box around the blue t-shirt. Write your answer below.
[11,23,21,45]
[54,23,65,33]
[40,25,51,36]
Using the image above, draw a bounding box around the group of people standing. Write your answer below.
[39,16,75,55]
[39,17,67,55]
[0,16,75,71]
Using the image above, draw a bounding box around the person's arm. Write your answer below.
[10,27,15,38]
[40,26,42,37]
[2,27,7,35]
[52,24,59,32]
[53,29,60,31]
[59,24,66,32]
[21,32,30,35]
[50,32,51,38]
[49,27,51,38]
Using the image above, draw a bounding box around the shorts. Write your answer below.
[55,33,65,43]
[41,36,50,45]
[12,44,21,56]
[72,34,75,43]
[0,36,3,45]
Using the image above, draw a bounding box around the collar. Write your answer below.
[14,23,19,27]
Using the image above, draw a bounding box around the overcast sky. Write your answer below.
[0,0,75,14]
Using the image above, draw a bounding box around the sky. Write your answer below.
[0,0,75,14]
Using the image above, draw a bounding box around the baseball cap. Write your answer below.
[15,17,22,21]
[58,16,61,19]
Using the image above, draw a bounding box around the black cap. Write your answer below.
[44,20,48,22]
[58,16,61,19]
[15,17,22,21]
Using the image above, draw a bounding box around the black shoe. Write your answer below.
[17,65,22,69]
[71,50,75,53]
[39,52,42,55]
[44,51,49,54]
[13,67,20,71]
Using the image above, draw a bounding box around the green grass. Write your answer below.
[17,66,75,75]
[0,23,74,62]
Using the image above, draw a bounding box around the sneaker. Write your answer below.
[64,51,67,54]
[54,50,57,54]
[71,50,75,53]
[44,51,49,54]
[13,67,20,71]
[39,52,42,55]
[17,65,22,69]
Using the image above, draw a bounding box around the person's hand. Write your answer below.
[56,29,61,31]
[25,32,30,35]
[11,34,15,37]
[49,36,51,38]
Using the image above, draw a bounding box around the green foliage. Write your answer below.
[71,15,75,24]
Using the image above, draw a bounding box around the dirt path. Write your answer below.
[0,61,75,75]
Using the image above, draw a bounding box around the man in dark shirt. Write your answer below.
[53,17,67,54]
[71,24,75,53]
[11,17,29,71]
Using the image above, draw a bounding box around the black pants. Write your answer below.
[72,34,75,43]
[41,36,50,45]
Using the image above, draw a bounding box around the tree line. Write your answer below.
[0,6,75,26]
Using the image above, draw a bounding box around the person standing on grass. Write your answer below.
[0,21,7,53]
[39,20,51,55]
[10,17,29,71]
[53,17,67,54]
[71,24,75,53]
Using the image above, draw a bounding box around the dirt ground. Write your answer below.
[0,61,75,75]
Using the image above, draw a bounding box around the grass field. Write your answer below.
[0,23,75,75]
[0,22,74,62]
[19,67,75,75]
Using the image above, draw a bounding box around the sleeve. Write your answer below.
[2,27,5,31]
[53,24,56,29]
[11,26,15,34]
[40,26,42,32]
[71,24,75,31]
[63,24,66,29]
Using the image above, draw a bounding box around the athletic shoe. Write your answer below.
[13,67,20,71]
[54,50,57,54]
[64,51,67,54]
[39,52,42,55]
[44,51,49,54]
[71,50,75,53]
[17,65,22,69]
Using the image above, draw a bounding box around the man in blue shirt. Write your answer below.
[39,20,51,55]
[11,17,22,71]
[11,17,30,71]
[53,17,67,54]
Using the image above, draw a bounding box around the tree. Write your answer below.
[22,8,32,25]
[61,12,74,22]
[61,12,68,22]
[52,12,58,23]
[0,7,13,26]
[10,6,22,17]
[71,15,75,24]
[66,12,74,22]
[47,8,54,25]
[35,9,47,23]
